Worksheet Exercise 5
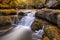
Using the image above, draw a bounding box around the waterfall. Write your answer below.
[9,12,19,26]
[9,16,15,25]
[32,25,44,40]
[1,10,37,40]
[35,25,44,38]
[18,11,36,27]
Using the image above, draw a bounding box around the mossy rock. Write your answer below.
[44,25,60,40]
[44,25,54,40]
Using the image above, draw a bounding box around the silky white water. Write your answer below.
[32,25,44,40]
[9,12,19,25]
[0,10,36,40]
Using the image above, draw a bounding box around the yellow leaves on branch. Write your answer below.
[0,0,46,8]
[0,0,21,7]
[9,0,19,7]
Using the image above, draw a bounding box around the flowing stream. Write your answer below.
[0,10,36,40]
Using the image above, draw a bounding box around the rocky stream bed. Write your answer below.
[0,9,60,40]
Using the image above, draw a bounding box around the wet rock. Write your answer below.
[32,18,49,31]
[35,9,60,28]
[57,14,60,28]
[44,25,60,40]
[46,0,60,9]
[0,12,7,16]
[19,12,25,16]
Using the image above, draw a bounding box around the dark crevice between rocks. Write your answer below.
[8,12,17,15]
[8,12,24,16]
[0,12,7,16]
[0,7,17,9]
[0,23,11,26]
[0,12,25,16]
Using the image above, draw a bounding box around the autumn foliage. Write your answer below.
[0,0,45,9]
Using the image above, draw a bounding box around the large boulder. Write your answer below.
[35,9,60,28]
[46,0,60,9]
